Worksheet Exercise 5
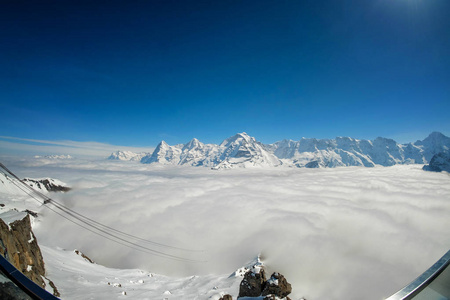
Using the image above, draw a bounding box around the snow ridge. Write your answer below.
[139,132,281,169]
[110,132,450,169]
[108,150,149,161]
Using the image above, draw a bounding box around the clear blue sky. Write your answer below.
[1,0,449,148]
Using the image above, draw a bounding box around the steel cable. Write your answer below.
[0,163,206,263]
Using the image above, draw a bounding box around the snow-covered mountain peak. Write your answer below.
[22,178,71,193]
[123,132,450,169]
[220,132,254,147]
[141,140,182,165]
[140,133,280,168]
[214,133,280,169]
[182,138,204,151]
[0,173,70,195]
[108,150,147,161]
[412,131,450,161]
[280,138,296,144]
[418,131,450,146]
[156,140,170,149]
[373,136,397,144]
[336,136,357,142]
[426,131,447,140]
[34,154,73,159]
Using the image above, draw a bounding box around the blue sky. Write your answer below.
[1,0,449,153]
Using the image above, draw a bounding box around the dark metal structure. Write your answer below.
[0,254,59,300]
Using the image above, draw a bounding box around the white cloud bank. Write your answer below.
[4,158,450,299]
[0,136,154,158]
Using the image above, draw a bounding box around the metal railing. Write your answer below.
[385,249,450,300]
[0,254,59,300]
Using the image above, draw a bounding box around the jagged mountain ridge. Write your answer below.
[108,150,149,161]
[140,133,280,168]
[108,132,450,169]
[22,178,71,193]
[0,173,71,195]
[423,151,450,173]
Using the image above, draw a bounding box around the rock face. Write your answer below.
[141,141,183,165]
[22,178,71,193]
[423,151,450,172]
[238,267,292,299]
[0,212,59,297]
[238,266,267,297]
[262,272,292,298]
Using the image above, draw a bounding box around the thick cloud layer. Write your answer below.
[5,157,450,299]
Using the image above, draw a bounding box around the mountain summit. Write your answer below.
[140,141,182,165]
[109,132,450,169]
[138,132,280,168]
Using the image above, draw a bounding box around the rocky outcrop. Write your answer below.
[305,160,320,168]
[22,178,71,193]
[0,212,59,297]
[74,249,95,264]
[237,266,292,299]
[238,266,267,297]
[262,272,292,298]
[423,151,450,173]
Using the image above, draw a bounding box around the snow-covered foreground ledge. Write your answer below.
[2,158,450,299]
[41,245,243,300]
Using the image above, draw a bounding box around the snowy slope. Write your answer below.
[0,172,69,195]
[414,131,450,162]
[0,172,27,195]
[423,151,450,172]
[178,138,220,167]
[41,246,245,300]
[108,151,148,161]
[213,133,280,169]
[22,178,70,193]
[140,141,182,165]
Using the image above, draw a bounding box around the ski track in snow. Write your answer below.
[1,157,449,299]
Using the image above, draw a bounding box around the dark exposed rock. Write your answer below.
[262,272,292,298]
[305,160,320,168]
[263,295,291,300]
[423,151,450,173]
[238,266,267,298]
[219,294,233,300]
[75,249,95,264]
[24,209,38,218]
[237,264,292,300]
[22,178,71,192]
[0,213,60,297]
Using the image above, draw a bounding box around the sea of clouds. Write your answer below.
[2,156,450,300]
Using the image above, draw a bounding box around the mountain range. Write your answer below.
[108,132,450,169]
